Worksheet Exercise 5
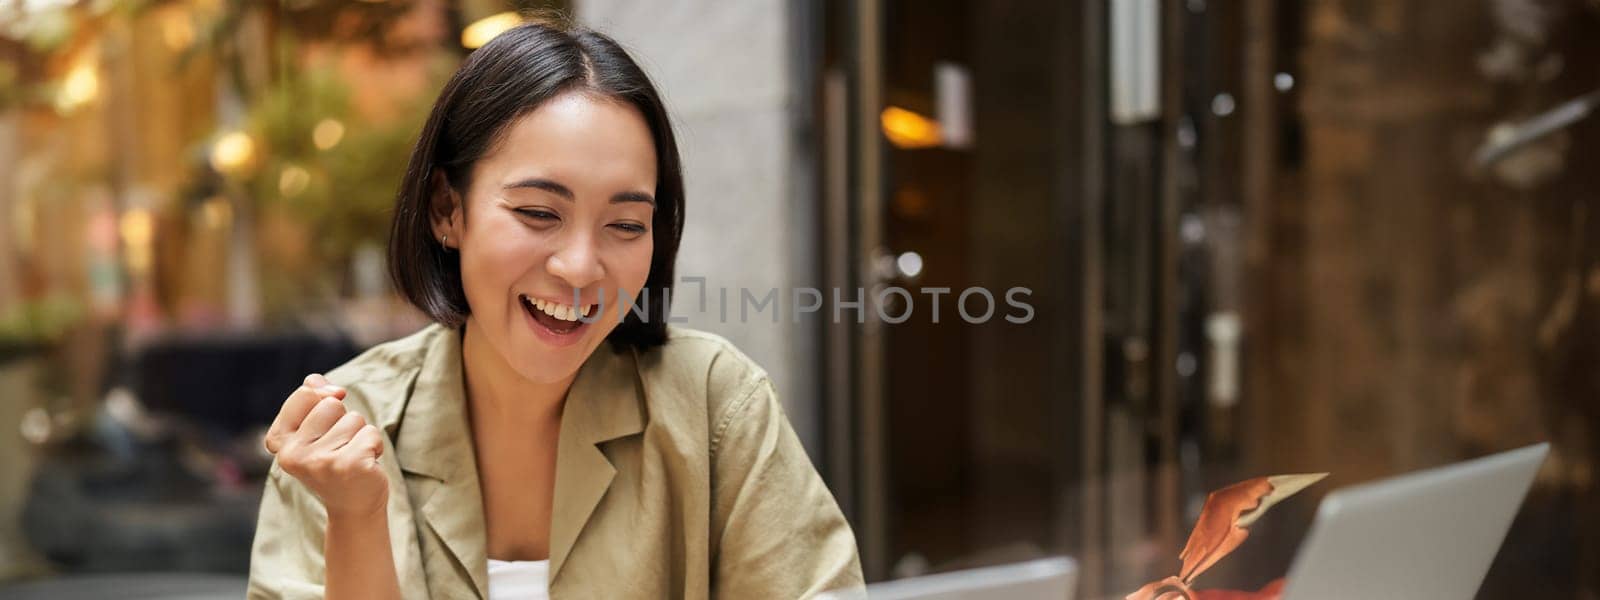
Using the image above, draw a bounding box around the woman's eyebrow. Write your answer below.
[612,191,656,207]
[505,177,654,207]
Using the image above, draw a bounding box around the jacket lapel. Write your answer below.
[548,345,646,582]
[387,326,647,595]
[393,325,490,599]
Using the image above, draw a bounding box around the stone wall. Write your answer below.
[574,0,820,453]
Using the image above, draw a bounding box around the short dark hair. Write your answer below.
[388,18,685,353]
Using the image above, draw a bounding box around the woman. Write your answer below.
[247,19,863,599]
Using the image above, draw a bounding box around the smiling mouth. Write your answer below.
[519,294,597,336]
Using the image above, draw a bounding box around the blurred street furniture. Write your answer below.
[0,346,53,581]
[0,573,246,599]
[16,330,358,575]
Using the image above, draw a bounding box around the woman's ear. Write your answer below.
[428,170,463,249]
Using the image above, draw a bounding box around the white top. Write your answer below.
[487,558,550,600]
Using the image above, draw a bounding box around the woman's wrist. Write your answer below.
[324,486,389,523]
[326,510,388,538]
[324,492,400,600]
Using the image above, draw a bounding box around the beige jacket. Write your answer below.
[247,324,863,599]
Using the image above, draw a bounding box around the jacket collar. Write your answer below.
[386,324,645,598]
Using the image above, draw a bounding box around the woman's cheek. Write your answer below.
[460,241,526,307]
[600,244,652,329]
[628,239,654,287]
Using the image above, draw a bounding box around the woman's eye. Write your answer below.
[611,222,648,235]
[516,208,559,221]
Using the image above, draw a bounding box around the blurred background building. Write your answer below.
[2,0,1598,597]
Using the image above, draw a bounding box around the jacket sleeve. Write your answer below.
[709,376,865,598]
[247,461,330,599]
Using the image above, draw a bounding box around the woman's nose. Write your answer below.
[546,234,605,289]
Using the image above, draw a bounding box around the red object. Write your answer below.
[1126,577,1286,600]
[1179,478,1274,581]
[1126,473,1323,600]
[1193,579,1286,600]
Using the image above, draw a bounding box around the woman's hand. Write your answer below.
[262,373,403,599]
[263,373,389,518]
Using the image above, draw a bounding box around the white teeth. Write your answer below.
[544,302,567,321]
[522,295,593,323]
[526,296,576,322]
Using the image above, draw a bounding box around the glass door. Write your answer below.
[812,2,1176,595]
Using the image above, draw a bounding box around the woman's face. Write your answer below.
[435,91,658,384]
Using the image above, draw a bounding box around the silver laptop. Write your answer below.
[819,557,1076,600]
[1281,443,1549,600]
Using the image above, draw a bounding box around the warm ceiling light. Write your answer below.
[210,131,256,175]
[313,118,345,150]
[462,12,524,49]
[881,106,942,149]
[55,60,99,112]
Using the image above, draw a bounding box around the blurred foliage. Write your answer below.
[181,0,426,104]
[1,0,427,108]
[3,0,452,324]
[0,293,85,354]
[192,0,422,55]
[0,58,21,110]
[222,59,445,318]
[243,63,437,257]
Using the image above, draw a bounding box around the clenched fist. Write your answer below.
[264,373,389,518]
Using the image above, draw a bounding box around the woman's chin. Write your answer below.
[515,331,599,382]
[506,306,624,381]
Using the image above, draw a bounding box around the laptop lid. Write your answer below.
[1281,443,1548,600]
